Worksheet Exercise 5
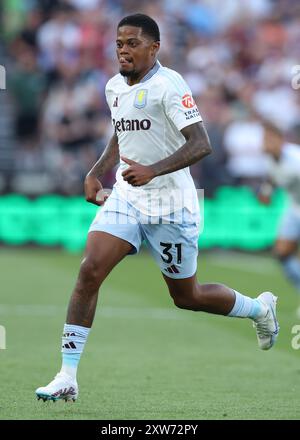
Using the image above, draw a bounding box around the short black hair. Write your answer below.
[118,14,160,42]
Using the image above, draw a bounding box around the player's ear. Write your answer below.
[151,41,160,56]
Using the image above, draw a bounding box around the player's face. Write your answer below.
[116,26,159,83]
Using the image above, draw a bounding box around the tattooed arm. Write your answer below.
[151,121,212,176]
[85,133,119,205]
[121,122,212,186]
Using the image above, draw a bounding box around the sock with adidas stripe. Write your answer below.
[60,324,90,380]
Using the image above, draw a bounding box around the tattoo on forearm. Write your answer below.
[88,133,119,178]
[151,123,211,177]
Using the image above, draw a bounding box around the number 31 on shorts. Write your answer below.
[160,242,182,264]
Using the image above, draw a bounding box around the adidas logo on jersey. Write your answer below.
[112,118,151,133]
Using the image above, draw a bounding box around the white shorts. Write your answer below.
[89,187,200,279]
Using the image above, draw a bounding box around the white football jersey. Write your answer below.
[105,61,203,215]
[267,142,300,214]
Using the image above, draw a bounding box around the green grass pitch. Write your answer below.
[0,247,299,420]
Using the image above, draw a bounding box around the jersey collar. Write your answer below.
[124,60,161,85]
[140,60,161,83]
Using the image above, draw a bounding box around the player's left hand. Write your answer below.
[121,156,156,186]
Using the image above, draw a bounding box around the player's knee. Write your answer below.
[273,240,297,260]
[77,257,104,290]
[273,248,292,261]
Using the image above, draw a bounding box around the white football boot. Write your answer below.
[253,291,279,350]
[35,372,78,402]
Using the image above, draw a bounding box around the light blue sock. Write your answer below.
[281,256,300,291]
[228,290,267,320]
[60,324,90,380]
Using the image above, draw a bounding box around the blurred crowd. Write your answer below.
[0,0,300,196]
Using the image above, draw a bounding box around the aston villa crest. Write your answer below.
[134,89,148,109]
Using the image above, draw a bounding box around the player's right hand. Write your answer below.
[84,174,108,206]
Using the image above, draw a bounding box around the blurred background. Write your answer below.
[0,0,300,249]
[1,0,300,420]
[0,0,299,251]
[1,0,300,192]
